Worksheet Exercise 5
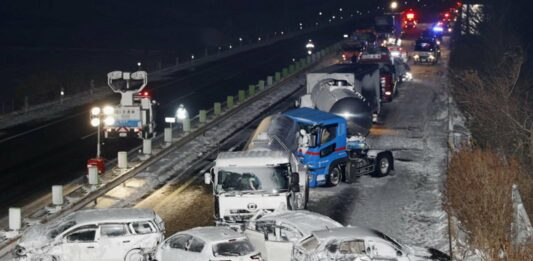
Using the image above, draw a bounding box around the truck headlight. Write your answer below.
[413,54,420,60]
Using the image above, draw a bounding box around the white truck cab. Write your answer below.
[205,150,308,231]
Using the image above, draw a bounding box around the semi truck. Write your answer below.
[298,63,381,126]
[204,114,309,230]
[284,108,394,187]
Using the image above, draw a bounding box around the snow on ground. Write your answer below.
[308,43,452,252]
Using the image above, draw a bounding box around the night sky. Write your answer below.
[0,0,377,49]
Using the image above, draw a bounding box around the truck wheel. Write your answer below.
[373,154,392,177]
[125,249,144,261]
[326,165,341,186]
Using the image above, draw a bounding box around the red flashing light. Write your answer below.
[457,2,462,7]
[406,12,415,20]
[444,12,450,18]
[139,91,150,97]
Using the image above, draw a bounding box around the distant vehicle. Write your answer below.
[13,208,165,261]
[293,226,451,261]
[350,29,377,45]
[341,42,365,63]
[431,22,446,39]
[387,45,408,63]
[419,29,441,45]
[244,210,343,261]
[306,39,315,55]
[374,15,401,46]
[402,9,418,29]
[412,39,441,65]
[156,226,262,261]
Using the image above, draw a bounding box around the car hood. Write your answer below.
[18,224,52,250]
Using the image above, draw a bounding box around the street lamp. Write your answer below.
[90,105,115,158]
[390,1,398,10]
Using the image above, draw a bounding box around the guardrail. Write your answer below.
[0,42,342,257]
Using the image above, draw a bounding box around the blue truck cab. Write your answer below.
[284,108,349,187]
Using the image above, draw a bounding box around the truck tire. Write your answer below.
[326,165,342,186]
[125,249,144,261]
[373,154,392,177]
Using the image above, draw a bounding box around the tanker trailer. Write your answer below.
[298,63,381,136]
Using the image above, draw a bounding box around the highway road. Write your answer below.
[128,26,453,252]
[0,20,362,214]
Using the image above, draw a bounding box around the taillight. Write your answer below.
[380,76,387,87]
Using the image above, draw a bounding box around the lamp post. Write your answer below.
[90,105,115,158]
[390,1,398,10]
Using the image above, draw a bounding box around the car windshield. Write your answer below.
[300,235,320,251]
[213,240,255,257]
[216,165,289,194]
[46,219,76,239]
[370,229,404,251]
[415,42,435,52]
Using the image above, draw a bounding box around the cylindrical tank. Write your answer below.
[245,114,300,152]
[310,79,373,136]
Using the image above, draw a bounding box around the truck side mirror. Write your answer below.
[204,173,211,185]
[291,172,300,192]
[309,133,318,148]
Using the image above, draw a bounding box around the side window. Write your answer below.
[100,224,128,238]
[339,239,366,255]
[167,235,192,250]
[130,221,155,234]
[320,125,337,144]
[188,237,205,253]
[278,224,303,242]
[66,225,97,243]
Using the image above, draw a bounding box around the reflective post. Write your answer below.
[199,110,207,123]
[214,102,221,116]
[227,96,234,109]
[238,90,246,103]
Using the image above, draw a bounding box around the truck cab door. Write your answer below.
[319,125,338,158]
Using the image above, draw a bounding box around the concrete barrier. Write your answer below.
[248,85,256,96]
[183,118,191,132]
[88,166,98,186]
[52,185,63,206]
[143,139,152,155]
[267,76,273,86]
[199,110,207,123]
[258,80,265,91]
[275,72,281,82]
[164,128,172,144]
[117,151,128,169]
[282,68,289,77]
[8,208,21,231]
[238,90,246,103]
[227,96,234,109]
[214,102,221,116]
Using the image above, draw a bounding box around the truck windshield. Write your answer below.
[415,42,435,52]
[216,165,289,194]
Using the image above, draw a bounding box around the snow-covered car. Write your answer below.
[13,208,165,261]
[244,210,343,261]
[155,226,262,261]
[293,226,450,261]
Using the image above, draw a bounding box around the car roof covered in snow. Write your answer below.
[216,150,290,167]
[182,226,245,242]
[312,226,404,249]
[256,210,343,236]
[69,208,156,225]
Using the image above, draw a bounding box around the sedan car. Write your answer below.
[244,210,343,261]
[412,39,440,65]
[293,226,450,261]
[155,226,262,261]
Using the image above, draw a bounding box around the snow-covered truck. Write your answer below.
[204,114,309,230]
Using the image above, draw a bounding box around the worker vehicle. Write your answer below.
[299,63,381,124]
[293,226,451,261]
[419,29,442,45]
[104,70,157,139]
[155,226,262,261]
[412,39,441,65]
[13,208,165,261]
[285,108,394,188]
[205,114,309,230]
[402,9,418,30]
[244,210,343,261]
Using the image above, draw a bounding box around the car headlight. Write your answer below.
[413,54,420,60]
[429,55,435,60]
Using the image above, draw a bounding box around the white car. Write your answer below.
[156,226,262,261]
[293,226,450,261]
[13,208,165,261]
[244,210,343,261]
